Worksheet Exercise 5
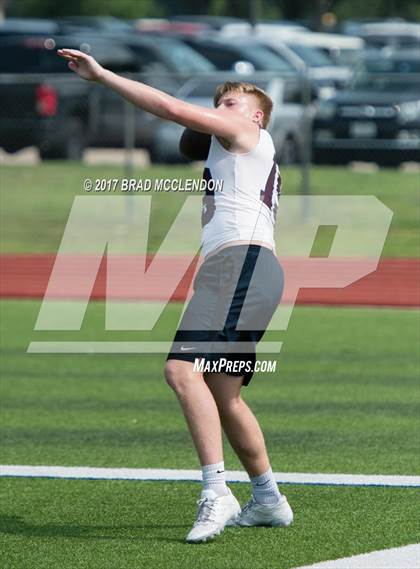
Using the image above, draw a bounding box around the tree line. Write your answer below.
[5,0,420,26]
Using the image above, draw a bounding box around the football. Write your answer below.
[179,128,211,161]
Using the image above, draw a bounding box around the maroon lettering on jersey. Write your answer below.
[260,156,281,219]
[201,167,216,227]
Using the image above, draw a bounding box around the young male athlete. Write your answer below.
[58,47,293,543]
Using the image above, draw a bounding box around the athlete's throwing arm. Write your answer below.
[57,48,262,154]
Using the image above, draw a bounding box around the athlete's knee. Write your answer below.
[164,359,195,393]
[216,394,243,418]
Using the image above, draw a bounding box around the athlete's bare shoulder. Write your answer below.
[217,123,261,154]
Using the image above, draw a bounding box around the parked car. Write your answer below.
[339,18,384,37]
[55,16,135,34]
[168,15,263,36]
[133,18,210,35]
[356,21,420,49]
[217,20,310,37]
[121,34,216,76]
[148,75,307,164]
[0,18,60,36]
[257,40,353,99]
[179,35,297,75]
[255,28,365,67]
[168,15,248,31]
[286,31,365,65]
[312,50,420,166]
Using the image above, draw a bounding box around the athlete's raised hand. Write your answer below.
[57,48,104,81]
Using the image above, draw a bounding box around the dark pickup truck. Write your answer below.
[312,50,420,166]
[0,33,200,159]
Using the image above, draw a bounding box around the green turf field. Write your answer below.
[1,299,419,567]
[1,164,419,256]
[1,163,419,567]
[2,300,419,473]
[1,479,418,569]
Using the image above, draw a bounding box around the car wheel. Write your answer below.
[377,158,403,168]
[149,146,167,164]
[39,120,86,161]
[3,146,20,154]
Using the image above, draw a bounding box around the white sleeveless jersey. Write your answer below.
[201,128,282,257]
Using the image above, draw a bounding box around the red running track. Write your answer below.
[0,254,419,307]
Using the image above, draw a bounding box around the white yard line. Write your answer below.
[1,465,419,487]
[292,543,420,569]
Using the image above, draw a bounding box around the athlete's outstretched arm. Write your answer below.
[57,48,252,140]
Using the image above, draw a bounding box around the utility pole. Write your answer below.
[124,100,136,225]
[300,64,312,221]
[0,0,5,21]
[249,0,260,30]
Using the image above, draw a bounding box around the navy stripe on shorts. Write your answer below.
[166,244,284,386]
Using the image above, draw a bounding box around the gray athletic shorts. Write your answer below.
[166,244,284,386]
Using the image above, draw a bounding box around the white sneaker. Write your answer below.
[186,487,241,543]
[237,495,293,527]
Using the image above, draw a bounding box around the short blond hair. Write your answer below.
[213,81,273,128]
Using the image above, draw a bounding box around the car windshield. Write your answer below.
[155,39,216,73]
[181,78,270,98]
[234,43,295,72]
[0,42,69,73]
[286,43,334,67]
[350,57,420,92]
[365,35,420,49]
